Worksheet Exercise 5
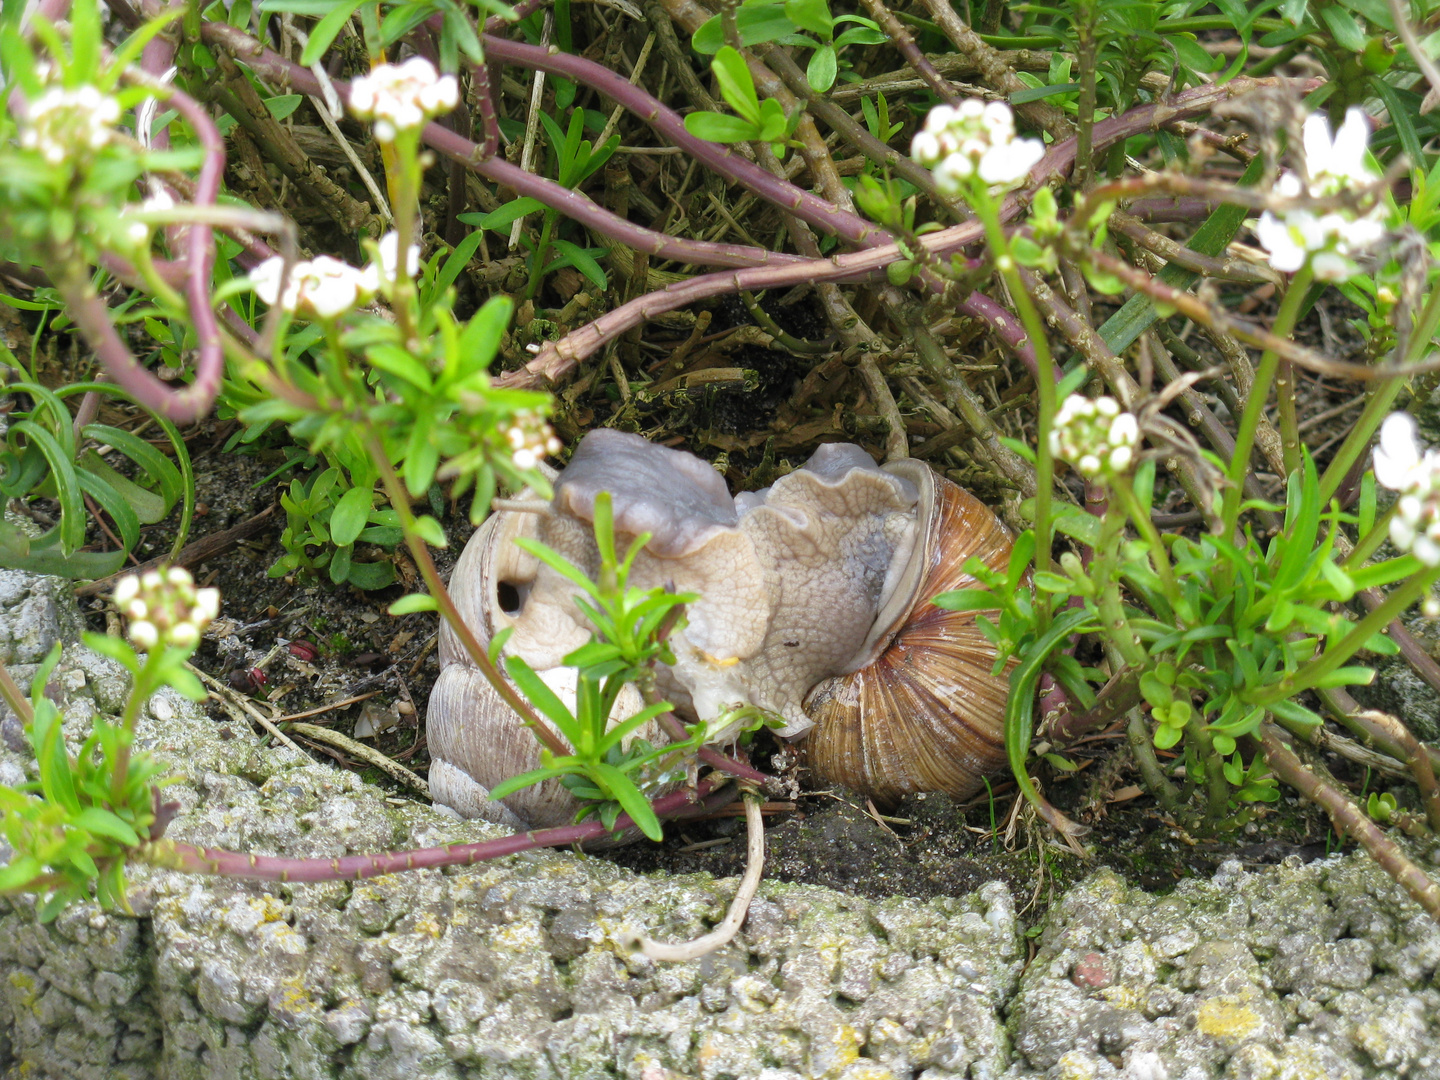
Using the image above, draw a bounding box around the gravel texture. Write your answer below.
[1,569,1439,1079]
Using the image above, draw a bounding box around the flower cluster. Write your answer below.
[369,231,421,289]
[1255,108,1387,282]
[1373,412,1440,567]
[504,410,563,471]
[114,567,220,652]
[250,255,372,320]
[348,57,459,142]
[1048,394,1140,479]
[18,84,121,166]
[249,231,420,318]
[910,100,1044,196]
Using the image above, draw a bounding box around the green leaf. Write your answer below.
[457,295,514,369]
[1139,671,1173,709]
[1031,571,1073,593]
[0,856,43,895]
[366,343,435,390]
[504,656,583,744]
[785,0,831,37]
[1310,665,1375,689]
[592,761,662,840]
[691,4,794,52]
[1153,724,1182,749]
[328,542,353,584]
[431,231,485,299]
[711,46,763,126]
[1010,81,1080,104]
[329,485,374,547]
[1098,153,1266,353]
[262,94,304,120]
[411,514,448,548]
[34,701,81,815]
[388,592,438,614]
[465,198,548,232]
[1370,78,1425,166]
[932,588,1000,613]
[342,558,395,591]
[806,43,837,92]
[1268,698,1323,728]
[73,807,141,847]
[12,421,83,555]
[1169,34,1222,73]
[1320,3,1366,50]
[82,423,182,513]
[549,239,608,291]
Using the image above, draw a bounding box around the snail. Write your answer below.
[426,430,1014,829]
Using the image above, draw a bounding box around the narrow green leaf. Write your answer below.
[388,593,438,614]
[592,762,663,840]
[73,807,141,846]
[301,0,366,64]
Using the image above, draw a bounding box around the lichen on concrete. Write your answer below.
[0,571,1439,1078]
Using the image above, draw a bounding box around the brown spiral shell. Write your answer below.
[800,464,1015,803]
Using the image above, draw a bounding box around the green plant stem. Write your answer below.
[1223,264,1313,535]
[1318,283,1440,504]
[1112,481,1178,605]
[972,186,1056,608]
[0,663,33,726]
[1091,501,1148,670]
[1342,503,1398,570]
[388,133,423,348]
[109,653,163,807]
[1317,380,1404,506]
[1184,720,1230,826]
[525,213,557,302]
[1252,567,1440,706]
[1126,707,1179,810]
[363,430,571,759]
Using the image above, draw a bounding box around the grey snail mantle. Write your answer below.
[426,430,1014,829]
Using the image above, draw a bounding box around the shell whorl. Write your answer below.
[800,471,1014,803]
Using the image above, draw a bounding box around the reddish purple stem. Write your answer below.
[161,778,737,882]
[200,23,802,273]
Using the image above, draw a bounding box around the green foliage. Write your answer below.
[683,46,801,155]
[0,378,193,578]
[464,108,616,299]
[0,637,188,920]
[256,0,509,69]
[489,492,709,840]
[690,0,885,91]
[947,436,1418,827]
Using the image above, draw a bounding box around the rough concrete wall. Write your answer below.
[0,569,1438,1079]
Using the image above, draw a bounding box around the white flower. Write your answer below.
[1255,108,1386,281]
[19,84,121,166]
[1049,394,1141,479]
[128,620,159,651]
[250,255,373,320]
[115,563,221,651]
[362,231,423,291]
[1373,412,1440,566]
[503,409,562,471]
[1375,413,1424,489]
[911,99,1042,196]
[113,576,140,609]
[349,57,458,142]
[1301,107,1378,196]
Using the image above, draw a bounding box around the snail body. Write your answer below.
[426,431,1013,828]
